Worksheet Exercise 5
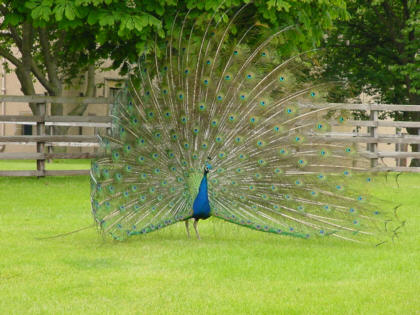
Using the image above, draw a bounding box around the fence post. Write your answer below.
[369,109,378,167]
[36,102,46,177]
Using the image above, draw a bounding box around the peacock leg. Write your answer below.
[185,220,190,238]
[193,218,200,240]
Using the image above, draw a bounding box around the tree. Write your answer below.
[0,1,94,117]
[323,0,420,165]
[0,0,349,113]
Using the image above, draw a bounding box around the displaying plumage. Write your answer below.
[90,6,399,243]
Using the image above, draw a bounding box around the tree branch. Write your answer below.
[30,59,55,95]
[0,5,23,49]
[7,24,23,50]
[68,64,96,116]
[85,63,96,97]
[0,46,22,66]
[21,22,33,71]
[38,27,61,95]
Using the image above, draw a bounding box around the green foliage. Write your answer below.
[11,0,349,71]
[323,0,419,106]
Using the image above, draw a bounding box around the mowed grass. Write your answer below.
[0,159,91,170]
[0,161,419,314]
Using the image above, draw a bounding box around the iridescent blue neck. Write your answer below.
[192,173,211,219]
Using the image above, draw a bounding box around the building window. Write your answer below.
[22,124,33,135]
[109,87,122,99]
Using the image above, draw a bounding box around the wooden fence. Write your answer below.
[0,95,111,176]
[0,95,420,176]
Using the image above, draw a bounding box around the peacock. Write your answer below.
[90,5,401,244]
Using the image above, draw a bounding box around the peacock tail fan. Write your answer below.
[90,5,402,243]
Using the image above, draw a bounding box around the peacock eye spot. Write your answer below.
[311,92,316,97]
[247,74,252,79]
[233,50,238,55]
[225,75,230,80]
[279,76,285,81]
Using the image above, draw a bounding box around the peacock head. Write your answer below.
[204,157,213,174]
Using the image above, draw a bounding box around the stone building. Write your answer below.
[0,57,123,154]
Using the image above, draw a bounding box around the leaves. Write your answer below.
[323,0,420,106]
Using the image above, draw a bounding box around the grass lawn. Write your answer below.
[0,159,91,170]
[0,161,419,314]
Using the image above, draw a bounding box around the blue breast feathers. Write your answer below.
[192,174,211,219]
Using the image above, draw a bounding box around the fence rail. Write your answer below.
[0,95,111,176]
[0,95,420,176]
